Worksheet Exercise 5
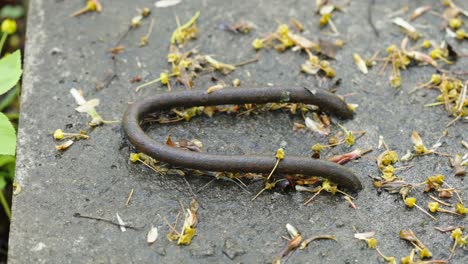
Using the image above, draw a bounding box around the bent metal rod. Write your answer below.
[123,87,362,191]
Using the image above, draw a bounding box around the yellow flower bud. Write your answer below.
[390,75,401,88]
[455,203,468,214]
[167,53,180,63]
[456,29,467,40]
[421,40,432,49]
[319,14,331,26]
[141,8,151,17]
[129,153,140,163]
[449,18,463,30]
[452,228,463,241]
[180,59,191,69]
[277,24,289,35]
[428,202,439,213]
[366,238,378,249]
[252,38,263,50]
[386,45,398,54]
[401,255,412,264]
[427,174,444,184]
[160,72,169,85]
[53,129,64,140]
[86,0,97,11]
[1,19,17,34]
[311,143,324,153]
[420,248,432,259]
[275,148,285,160]
[430,74,441,84]
[309,55,320,65]
[404,197,416,208]
[429,48,444,59]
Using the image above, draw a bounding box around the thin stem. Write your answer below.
[251,187,267,201]
[0,33,8,55]
[125,188,134,207]
[414,203,437,220]
[4,113,19,120]
[442,181,463,204]
[73,213,142,230]
[429,195,452,207]
[303,188,323,205]
[437,208,461,216]
[266,159,280,181]
[0,190,11,220]
[136,77,162,92]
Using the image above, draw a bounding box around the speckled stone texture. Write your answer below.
[8,0,468,263]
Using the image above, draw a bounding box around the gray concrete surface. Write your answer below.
[8,0,468,263]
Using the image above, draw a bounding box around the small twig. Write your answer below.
[163,214,181,236]
[125,188,134,207]
[196,178,216,193]
[73,213,143,230]
[429,195,452,207]
[181,175,198,202]
[233,54,260,67]
[367,0,379,37]
[442,181,464,204]
[303,188,323,205]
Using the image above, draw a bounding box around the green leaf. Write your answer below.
[0,112,16,155]
[0,176,6,189]
[0,50,22,96]
[0,155,15,167]
[0,5,25,19]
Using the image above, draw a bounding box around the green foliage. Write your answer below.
[0,50,22,96]
[0,155,15,189]
[0,112,16,155]
[0,32,22,221]
[0,5,25,19]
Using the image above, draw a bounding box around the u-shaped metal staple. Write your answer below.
[123,87,362,192]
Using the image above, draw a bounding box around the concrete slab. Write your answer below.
[8,0,468,263]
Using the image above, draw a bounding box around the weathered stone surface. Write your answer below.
[222,238,245,260]
[8,0,468,263]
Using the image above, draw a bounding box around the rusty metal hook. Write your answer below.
[123,87,362,191]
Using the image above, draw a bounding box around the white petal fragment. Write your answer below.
[116,213,127,232]
[155,0,181,8]
[147,225,159,244]
[354,231,376,240]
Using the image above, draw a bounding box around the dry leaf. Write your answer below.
[55,140,74,151]
[353,53,368,74]
[399,229,426,249]
[305,117,329,136]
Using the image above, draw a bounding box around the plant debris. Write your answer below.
[274,223,335,263]
[147,225,159,244]
[171,11,200,45]
[165,199,199,245]
[73,212,142,230]
[70,88,118,126]
[71,0,102,17]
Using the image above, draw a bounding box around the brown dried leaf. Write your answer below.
[399,229,426,249]
[319,39,338,59]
